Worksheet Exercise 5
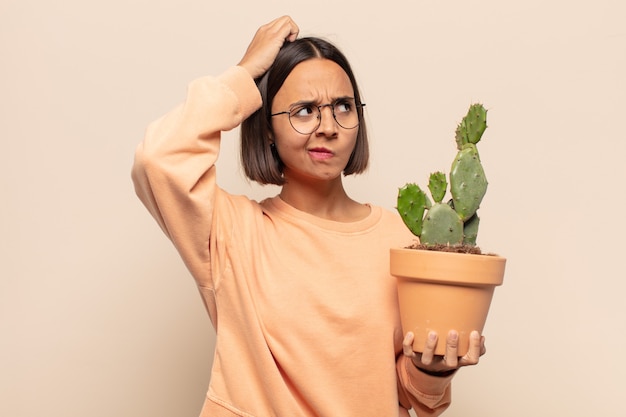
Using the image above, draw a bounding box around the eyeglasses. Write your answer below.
[270,98,365,135]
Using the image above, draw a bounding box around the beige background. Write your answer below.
[1,0,624,416]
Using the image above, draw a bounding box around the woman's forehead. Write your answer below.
[276,58,354,102]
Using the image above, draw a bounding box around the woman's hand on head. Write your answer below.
[238,16,300,79]
[402,330,486,375]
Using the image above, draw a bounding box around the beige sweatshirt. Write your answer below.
[132,66,454,417]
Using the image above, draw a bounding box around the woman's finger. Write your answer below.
[402,332,416,358]
[443,330,459,368]
[460,331,484,366]
[420,331,438,366]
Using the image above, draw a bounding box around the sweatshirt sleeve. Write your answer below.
[396,355,454,416]
[131,66,262,286]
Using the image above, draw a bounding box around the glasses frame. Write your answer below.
[270,99,366,135]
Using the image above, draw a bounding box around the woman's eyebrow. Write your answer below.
[329,95,355,102]
[288,99,317,108]
[289,96,355,107]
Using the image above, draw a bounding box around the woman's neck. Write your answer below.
[279,180,370,222]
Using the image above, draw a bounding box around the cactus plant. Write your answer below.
[397,103,489,252]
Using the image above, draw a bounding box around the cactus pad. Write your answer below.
[455,103,487,149]
[463,214,480,246]
[428,172,447,204]
[397,183,429,237]
[450,143,488,221]
[421,203,464,245]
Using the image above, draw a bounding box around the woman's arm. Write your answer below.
[131,67,261,283]
[397,330,485,415]
[396,354,454,416]
[131,16,299,285]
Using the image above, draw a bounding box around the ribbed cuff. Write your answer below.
[400,355,455,397]
[218,66,262,119]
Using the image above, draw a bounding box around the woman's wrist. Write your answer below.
[415,366,457,378]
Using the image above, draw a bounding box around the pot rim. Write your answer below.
[390,247,506,286]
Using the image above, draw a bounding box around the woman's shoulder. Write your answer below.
[373,204,404,224]
[372,204,416,241]
[216,188,265,212]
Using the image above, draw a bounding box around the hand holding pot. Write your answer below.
[403,330,486,375]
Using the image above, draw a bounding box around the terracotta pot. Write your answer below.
[390,248,506,357]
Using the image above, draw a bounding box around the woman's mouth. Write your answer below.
[308,147,334,160]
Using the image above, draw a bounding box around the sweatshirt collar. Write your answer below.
[262,195,382,234]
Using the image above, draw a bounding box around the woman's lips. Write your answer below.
[308,147,334,160]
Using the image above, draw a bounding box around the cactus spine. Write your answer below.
[397,103,488,247]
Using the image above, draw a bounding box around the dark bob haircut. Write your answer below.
[240,37,369,185]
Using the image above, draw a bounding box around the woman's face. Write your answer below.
[270,58,358,184]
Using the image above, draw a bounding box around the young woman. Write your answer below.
[132,16,485,417]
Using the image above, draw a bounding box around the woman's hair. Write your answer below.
[240,37,369,185]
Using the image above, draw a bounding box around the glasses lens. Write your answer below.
[289,105,319,135]
[333,99,359,130]
[288,100,360,134]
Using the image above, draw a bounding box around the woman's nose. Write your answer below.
[316,105,338,136]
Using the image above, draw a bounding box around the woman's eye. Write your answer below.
[335,101,352,113]
[292,106,315,118]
